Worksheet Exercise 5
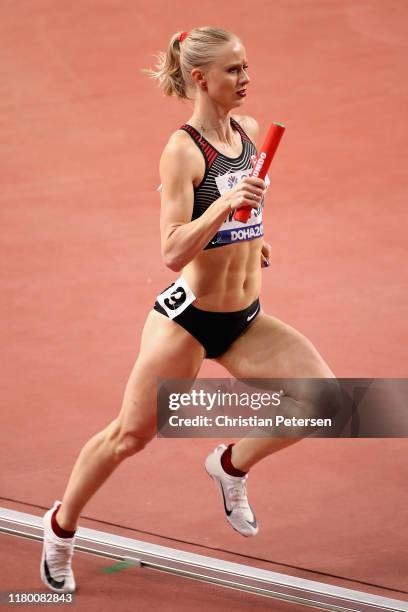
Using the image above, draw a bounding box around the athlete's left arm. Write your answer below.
[236,115,271,268]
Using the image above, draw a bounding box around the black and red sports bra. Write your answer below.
[179,117,265,250]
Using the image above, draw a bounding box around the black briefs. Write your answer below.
[154,297,261,359]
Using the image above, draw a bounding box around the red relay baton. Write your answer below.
[234,122,286,223]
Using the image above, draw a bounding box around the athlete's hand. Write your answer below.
[223,177,266,212]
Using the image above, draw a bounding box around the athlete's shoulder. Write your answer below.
[160,128,197,166]
[164,127,197,153]
[231,114,260,143]
[159,127,203,188]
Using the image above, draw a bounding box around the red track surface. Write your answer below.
[1,1,407,609]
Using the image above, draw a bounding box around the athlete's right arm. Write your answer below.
[159,136,265,272]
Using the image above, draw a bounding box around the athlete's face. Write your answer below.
[196,40,250,108]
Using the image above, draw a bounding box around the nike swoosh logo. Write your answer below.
[219,480,233,516]
[246,505,258,528]
[220,482,258,528]
[246,306,259,322]
[44,558,65,589]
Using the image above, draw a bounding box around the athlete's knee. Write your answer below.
[282,378,343,423]
[114,430,154,460]
[310,378,343,420]
[103,419,155,460]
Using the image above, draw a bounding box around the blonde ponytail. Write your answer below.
[143,27,237,100]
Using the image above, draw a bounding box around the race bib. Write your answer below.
[156,276,196,319]
[212,168,270,245]
[215,167,270,198]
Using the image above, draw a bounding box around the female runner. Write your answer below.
[40,26,337,593]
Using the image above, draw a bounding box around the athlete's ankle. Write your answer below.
[54,507,77,534]
[222,444,248,476]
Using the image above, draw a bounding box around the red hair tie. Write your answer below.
[179,31,189,43]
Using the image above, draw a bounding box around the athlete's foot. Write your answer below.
[205,444,259,537]
[40,501,76,592]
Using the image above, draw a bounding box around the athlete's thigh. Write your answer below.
[214,310,334,379]
[117,309,205,436]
